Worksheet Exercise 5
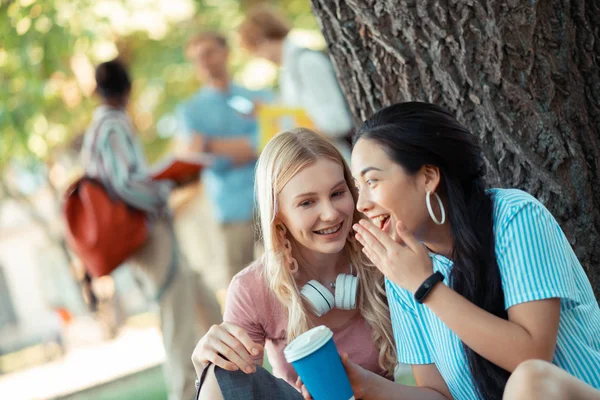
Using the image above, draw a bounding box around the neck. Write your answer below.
[206,73,229,91]
[271,39,285,65]
[294,245,348,285]
[102,98,125,109]
[422,221,454,259]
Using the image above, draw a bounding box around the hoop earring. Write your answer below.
[278,225,299,274]
[426,191,446,225]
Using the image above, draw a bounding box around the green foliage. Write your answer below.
[0,0,318,170]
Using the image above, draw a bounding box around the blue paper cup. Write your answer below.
[284,326,354,400]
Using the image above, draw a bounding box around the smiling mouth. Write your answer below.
[314,223,343,235]
[372,214,390,230]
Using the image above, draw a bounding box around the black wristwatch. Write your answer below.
[414,271,445,304]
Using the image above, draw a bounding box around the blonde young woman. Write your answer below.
[192,129,396,399]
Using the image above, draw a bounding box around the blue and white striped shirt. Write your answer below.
[81,105,172,218]
[387,188,600,399]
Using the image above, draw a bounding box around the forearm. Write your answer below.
[102,134,170,213]
[207,137,256,166]
[112,177,170,212]
[424,284,553,371]
[362,374,449,400]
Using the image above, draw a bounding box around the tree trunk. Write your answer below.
[311,0,600,299]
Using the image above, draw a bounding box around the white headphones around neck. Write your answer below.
[299,266,358,317]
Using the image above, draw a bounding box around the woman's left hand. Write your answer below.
[295,354,372,399]
[295,377,313,400]
[353,219,433,293]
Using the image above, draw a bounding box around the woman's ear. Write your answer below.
[274,220,286,235]
[421,165,441,193]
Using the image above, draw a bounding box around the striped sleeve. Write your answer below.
[386,279,433,365]
[495,200,579,309]
[96,120,171,215]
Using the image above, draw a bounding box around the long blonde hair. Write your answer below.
[255,128,397,374]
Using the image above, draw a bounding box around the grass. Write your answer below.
[56,365,167,400]
[55,356,269,400]
[55,357,415,400]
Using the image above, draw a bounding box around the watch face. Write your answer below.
[415,272,444,303]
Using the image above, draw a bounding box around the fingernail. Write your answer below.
[245,366,253,374]
[232,365,239,371]
[251,348,259,355]
[353,224,360,230]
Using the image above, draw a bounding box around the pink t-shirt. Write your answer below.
[223,260,388,386]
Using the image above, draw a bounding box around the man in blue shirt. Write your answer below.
[178,32,271,286]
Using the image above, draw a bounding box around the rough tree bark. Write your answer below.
[311,0,600,299]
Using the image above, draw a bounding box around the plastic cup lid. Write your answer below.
[284,325,334,363]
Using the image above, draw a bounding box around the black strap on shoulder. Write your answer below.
[195,362,213,400]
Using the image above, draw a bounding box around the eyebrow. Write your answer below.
[293,180,347,200]
[359,166,383,177]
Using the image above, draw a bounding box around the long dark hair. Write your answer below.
[355,102,509,400]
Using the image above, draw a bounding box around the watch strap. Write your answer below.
[414,271,444,304]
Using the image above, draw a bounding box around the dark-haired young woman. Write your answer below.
[346,102,600,400]
[81,59,221,400]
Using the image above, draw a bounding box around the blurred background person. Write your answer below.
[238,4,354,160]
[176,32,272,295]
[81,59,222,400]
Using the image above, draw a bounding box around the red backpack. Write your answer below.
[63,176,148,277]
[63,114,148,278]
